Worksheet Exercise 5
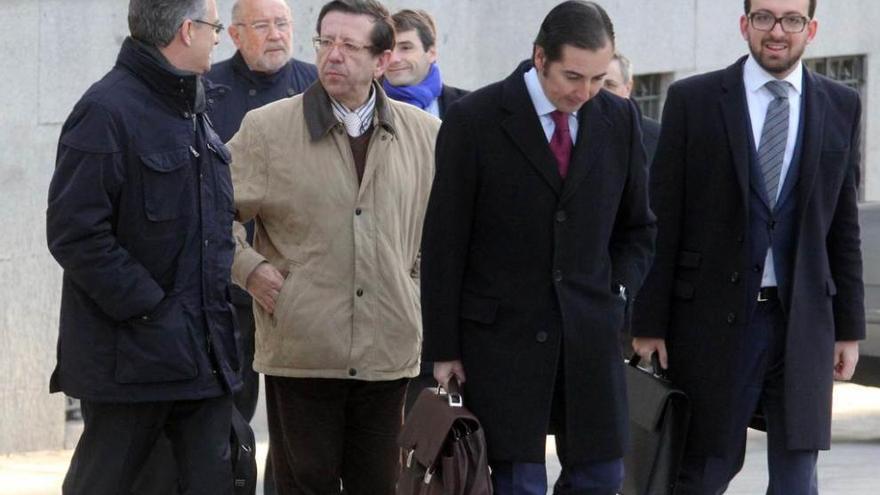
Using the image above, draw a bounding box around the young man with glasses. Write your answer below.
[227,0,439,491]
[633,0,863,492]
[46,1,241,493]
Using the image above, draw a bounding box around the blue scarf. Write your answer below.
[382,64,443,109]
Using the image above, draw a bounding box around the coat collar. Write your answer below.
[303,80,397,142]
[499,60,611,200]
[116,37,206,116]
[795,66,827,220]
[719,56,752,215]
[230,50,291,88]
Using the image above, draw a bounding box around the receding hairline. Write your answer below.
[231,0,292,24]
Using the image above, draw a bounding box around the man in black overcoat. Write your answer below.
[632,0,864,493]
[420,2,656,493]
[602,50,661,165]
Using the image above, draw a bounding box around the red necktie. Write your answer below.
[549,110,572,179]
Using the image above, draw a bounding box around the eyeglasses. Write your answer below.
[312,36,373,56]
[748,12,810,33]
[193,19,225,34]
[236,19,291,35]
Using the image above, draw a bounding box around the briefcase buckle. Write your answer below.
[447,392,463,408]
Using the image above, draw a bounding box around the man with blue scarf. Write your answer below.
[383,9,467,120]
[384,10,469,413]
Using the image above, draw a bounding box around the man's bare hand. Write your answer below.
[632,337,668,370]
[833,341,859,381]
[434,360,466,390]
[245,262,286,314]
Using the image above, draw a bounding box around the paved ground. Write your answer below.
[2,382,878,494]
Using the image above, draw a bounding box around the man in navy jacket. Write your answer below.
[46,1,240,493]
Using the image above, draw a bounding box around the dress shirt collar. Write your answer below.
[523,67,577,121]
[330,87,376,137]
[743,54,803,97]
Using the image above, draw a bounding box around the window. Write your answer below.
[805,55,867,198]
[632,73,673,121]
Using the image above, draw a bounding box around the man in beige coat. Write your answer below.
[226,0,438,492]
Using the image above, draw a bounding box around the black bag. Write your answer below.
[397,379,493,495]
[230,406,257,495]
[622,354,691,495]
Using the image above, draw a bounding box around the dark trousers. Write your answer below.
[265,375,408,495]
[676,298,818,495]
[492,348,624,495]
[63,394,233,495]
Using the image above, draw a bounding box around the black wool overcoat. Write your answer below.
[421,62,656,463]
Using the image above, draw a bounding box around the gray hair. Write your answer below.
[129,0,207,47]
[231,0,291,24]
[612,51,633,84]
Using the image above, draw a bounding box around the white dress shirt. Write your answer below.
[742,55,803,288]
[523,67,578,144]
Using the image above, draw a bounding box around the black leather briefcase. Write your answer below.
[622,354,691,495]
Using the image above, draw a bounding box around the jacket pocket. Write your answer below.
[676,250,702,269]
[459,293,499,325]
[673,279,695,300]
[140,147,192,222]
[115,298,198,383]
[826,277,838,296]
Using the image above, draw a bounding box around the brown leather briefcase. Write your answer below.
[397,379,493,495]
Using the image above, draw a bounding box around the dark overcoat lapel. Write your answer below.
[719,62,752,223]
[561,101,611,203]
[499,76,563,195]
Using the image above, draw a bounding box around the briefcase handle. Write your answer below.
[627,352,668,380]
[438,377,464,408]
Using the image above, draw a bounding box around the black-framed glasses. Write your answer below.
[748,12,810,33]
[312,36,373,56]
[193,19,225,34]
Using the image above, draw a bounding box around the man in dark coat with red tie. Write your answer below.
[420,2,655,493]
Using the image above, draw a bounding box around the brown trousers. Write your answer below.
[265,375,408,495]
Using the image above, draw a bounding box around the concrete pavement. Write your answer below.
[2,383,878,494]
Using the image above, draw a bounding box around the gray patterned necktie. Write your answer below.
[758,80,790,208]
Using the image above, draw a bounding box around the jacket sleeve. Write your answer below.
[610,99,657,301]
[228,111,269,287]
[46,105,164,321]
[631,84,688,339]
[827,95,866,341]
[420,104,480,362]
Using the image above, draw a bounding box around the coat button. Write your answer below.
[356,288,364,297]
[555,210,567,222]
[183,111,191,119]
[753,264,763,273]
[737,234,744,244]
[348,368,357,377]
[355,208,362,216]
[535,331,548,343]
[553,270,563,282]
[727,312,737,324]
[248,89,257,96]
[729,271,740,284]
